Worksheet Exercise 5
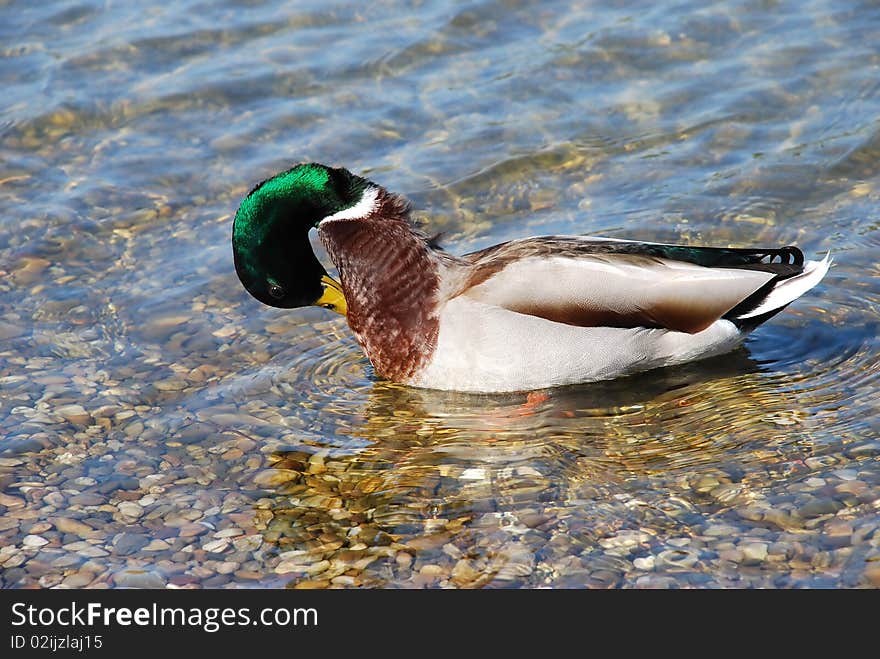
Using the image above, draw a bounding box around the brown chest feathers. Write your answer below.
[318,193,441,382]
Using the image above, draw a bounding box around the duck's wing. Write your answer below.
[458,236,810,333]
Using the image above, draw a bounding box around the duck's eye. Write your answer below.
[267,283,285,299]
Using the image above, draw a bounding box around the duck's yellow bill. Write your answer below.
[317,275,347,316]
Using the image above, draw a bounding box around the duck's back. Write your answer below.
[405,236,830,393]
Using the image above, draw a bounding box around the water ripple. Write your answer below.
[1,0,879,589]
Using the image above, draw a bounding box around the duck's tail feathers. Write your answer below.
[729,252,832,331]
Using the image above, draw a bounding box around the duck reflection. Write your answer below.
[254,346,823,588]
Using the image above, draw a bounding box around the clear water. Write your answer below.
[1,0,878,588]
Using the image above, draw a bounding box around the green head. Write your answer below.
[232,163,370,312]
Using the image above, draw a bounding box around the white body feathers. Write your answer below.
[407,251,831,393]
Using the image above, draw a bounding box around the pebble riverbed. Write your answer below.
[1,0,879,588]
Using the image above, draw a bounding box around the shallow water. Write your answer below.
[1,0,878,588]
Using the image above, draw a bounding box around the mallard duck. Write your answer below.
[232,163,830,393]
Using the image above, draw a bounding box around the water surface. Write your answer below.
[1,0,878,588]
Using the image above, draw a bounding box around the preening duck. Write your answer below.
[232,163,830,393]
